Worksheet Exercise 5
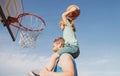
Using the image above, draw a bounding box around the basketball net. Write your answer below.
[15,13,46,48]
[19,30,40,48]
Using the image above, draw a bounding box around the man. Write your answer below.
[40,53,78,76]
[29,37,78,76]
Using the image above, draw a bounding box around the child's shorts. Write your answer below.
[57,43,80,58]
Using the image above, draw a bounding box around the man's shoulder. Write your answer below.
[58,53,75,76]
[59,53,73,61]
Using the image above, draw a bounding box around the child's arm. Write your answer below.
[62,7,77,22]
[46,53,59,71]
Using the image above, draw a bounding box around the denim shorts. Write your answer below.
[57,43,80,58]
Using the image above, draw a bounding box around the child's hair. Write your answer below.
[59,19,76,32]
[54,37,65,47]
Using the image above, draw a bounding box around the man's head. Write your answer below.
[53,37,65,52]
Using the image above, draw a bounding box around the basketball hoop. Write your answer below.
[8,13,46,48]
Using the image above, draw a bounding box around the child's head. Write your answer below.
[53,37,65,52]
[66,4,80,20]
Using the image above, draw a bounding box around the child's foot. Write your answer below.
[29,71,39,76]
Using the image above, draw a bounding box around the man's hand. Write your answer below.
[39,67,49,76]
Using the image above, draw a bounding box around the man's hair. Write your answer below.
[54,37,65,46]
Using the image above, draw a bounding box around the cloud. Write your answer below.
[77,70,120,76]
[0,51,50,76]
[78,56,111,66]
[0,50,119,76]
[76,56,120,76]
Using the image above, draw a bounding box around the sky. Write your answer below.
[0,0,120,76]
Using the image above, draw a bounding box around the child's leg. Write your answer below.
[57,44,80,58]
[46,53,59,71]
[70,45,80,58]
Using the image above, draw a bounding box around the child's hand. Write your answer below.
[67,6,78,13]
[65,5,80,20]
[66,5,79,13]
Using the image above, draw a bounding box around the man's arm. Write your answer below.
[46,53,59,71]
[40,53,75,76]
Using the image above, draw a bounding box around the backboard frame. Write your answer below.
[0,0,23,41]
[0,5,16,41]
